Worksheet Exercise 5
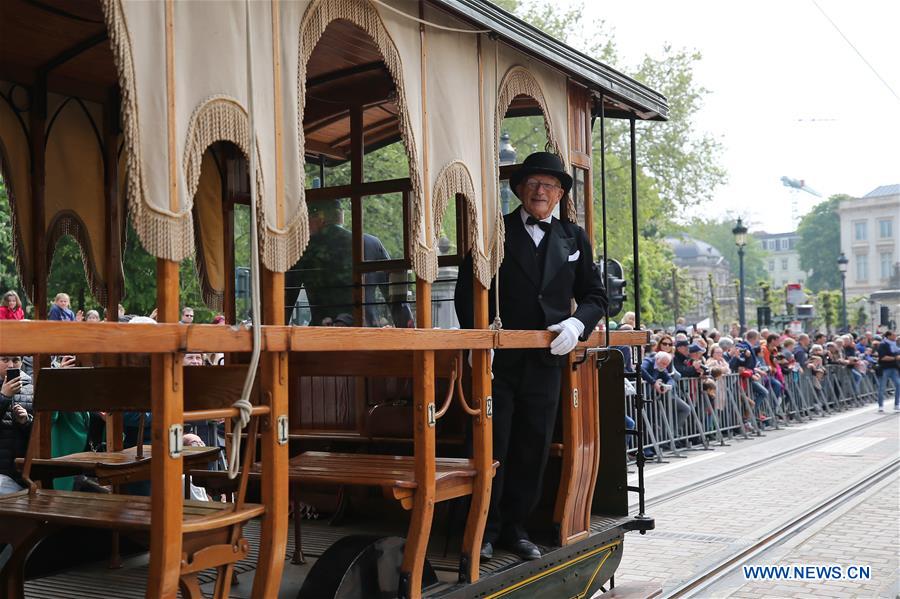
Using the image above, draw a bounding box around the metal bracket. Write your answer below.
[573,388,579,408]
[277,415,289,445]
[486,396,493,418]
[168,423,183,458]
[427,402,436,427]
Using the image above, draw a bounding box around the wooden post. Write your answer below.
[400,279,435,599]
[103,89,124,450]
[553,357,585,546]
[254,6,290,589]
[29,76,47,320]
[29,76,51,460]
[460,280,493,582]
[148,5,183,593]
[350,104,364,326]
[251,270,289,598]
[147,259,183,599]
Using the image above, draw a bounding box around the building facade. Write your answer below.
[838,185,900,297]
[839,184,900,329]
[754,231,810,288]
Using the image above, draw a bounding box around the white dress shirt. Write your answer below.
[520,209,552,247]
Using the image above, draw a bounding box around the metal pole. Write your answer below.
[629,117,649,525]
[738,246,746,335]
[671,267,679,322]
[840,272,848,331]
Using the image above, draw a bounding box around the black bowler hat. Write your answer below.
[509,152,572,196]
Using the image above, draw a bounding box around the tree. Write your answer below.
[797,195,845,292]
[492,0,727,325]
[684,217,769,295]
[0,178,22,297]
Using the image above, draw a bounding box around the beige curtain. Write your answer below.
[44,94,108,302]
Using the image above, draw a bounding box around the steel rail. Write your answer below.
[662,456,899,598]
[631,411,884,512]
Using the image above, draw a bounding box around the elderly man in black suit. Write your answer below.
[455,152,607,561]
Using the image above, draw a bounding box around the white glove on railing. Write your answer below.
[548,317,584,355]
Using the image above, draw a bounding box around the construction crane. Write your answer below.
[781,176,822,228]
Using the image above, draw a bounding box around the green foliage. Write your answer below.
[0,178,22,297]
[493,0,726,326]
[813,289,841,334]
[796,195,845,292]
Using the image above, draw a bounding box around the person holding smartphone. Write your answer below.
[0,355,34,494]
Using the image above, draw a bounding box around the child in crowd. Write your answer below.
[0,291,25,320]
[48,293,82,321]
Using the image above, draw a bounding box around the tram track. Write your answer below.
[660,455,900,598]
[630,410,886,512]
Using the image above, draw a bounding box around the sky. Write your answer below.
[567,0,900,234]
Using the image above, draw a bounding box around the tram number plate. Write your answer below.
[486,396,493,418]
[277,415,289,445]
[427,402,436,427]
[169,424,184,459]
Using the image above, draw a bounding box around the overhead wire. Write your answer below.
[810,0,899,103]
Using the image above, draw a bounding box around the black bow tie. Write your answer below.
[526,216,551,232]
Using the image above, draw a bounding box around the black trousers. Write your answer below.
[484,350,562,543]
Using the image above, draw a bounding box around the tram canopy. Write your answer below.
[0,0,667,304]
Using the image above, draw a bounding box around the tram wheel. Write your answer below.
[298,535,437,599]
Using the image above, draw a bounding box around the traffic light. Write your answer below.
[604,258,627,318]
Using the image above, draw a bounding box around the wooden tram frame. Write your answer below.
[0,1,667,597]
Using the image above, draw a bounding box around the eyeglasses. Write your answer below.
[523,179,563,193]
[183,313,194,319]
[659,341,673,347]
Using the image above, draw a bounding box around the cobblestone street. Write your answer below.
[613,406,900,598]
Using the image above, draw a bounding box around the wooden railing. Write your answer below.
[0,321,649,354]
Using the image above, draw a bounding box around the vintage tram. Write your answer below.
[0,0,666,597]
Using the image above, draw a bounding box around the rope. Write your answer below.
[369,0,491,34]
[490,39,502,331]
[229,0,263,480]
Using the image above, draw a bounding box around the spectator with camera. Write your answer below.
[0,355,33,494]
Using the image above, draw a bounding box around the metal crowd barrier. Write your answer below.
[626,363,887,462]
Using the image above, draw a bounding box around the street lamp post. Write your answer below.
[732,218,748,335]
[837,252,849,332]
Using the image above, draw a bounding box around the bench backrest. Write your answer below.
[34,366,260,413]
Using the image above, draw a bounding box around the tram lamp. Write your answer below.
[732,217,748,335]
[837,252,849,331]
[602,258,627,318]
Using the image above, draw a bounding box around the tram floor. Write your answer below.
[22,499,632,598]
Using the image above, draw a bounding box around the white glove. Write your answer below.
[548,317,583,356]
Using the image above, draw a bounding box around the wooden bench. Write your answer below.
[195,349,497,589]
[194,450,499,564]
[18,444,219,486]
[0,366,267,599]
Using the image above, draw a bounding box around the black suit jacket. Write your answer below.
[455,207,607,367]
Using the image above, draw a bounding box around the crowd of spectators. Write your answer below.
[1,291,229,498]
[628,317,899,446]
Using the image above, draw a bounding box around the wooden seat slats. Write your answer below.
[0,490,263,531]
[291,452,493,491]
[15,445,219,484]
